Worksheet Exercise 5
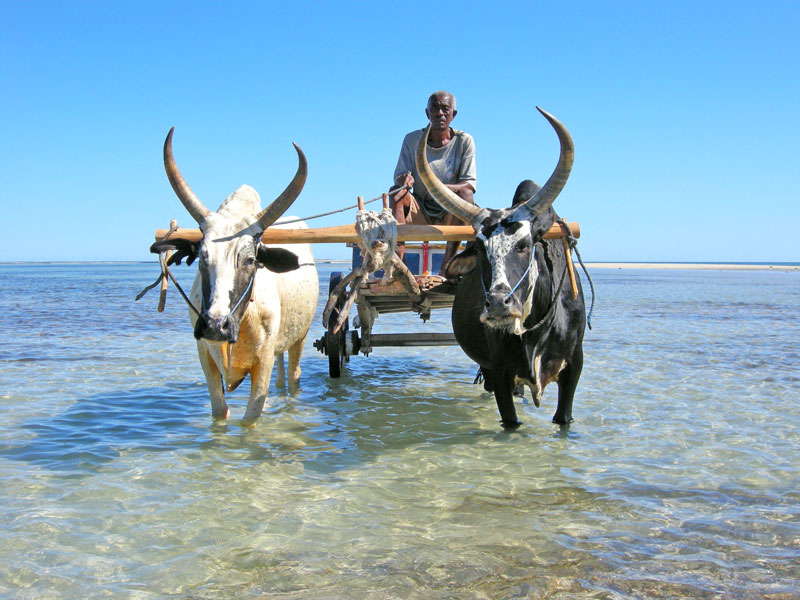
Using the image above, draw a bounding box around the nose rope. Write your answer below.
[481,246,537,300]
[137,259,255,327]
[201,270,256,325]
[507,246,536,299]
[225,272,255,320]
[556,217,595,330]
[479,244,568,335]
[137,258,202,318]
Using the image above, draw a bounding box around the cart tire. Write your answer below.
[327,272,348,378]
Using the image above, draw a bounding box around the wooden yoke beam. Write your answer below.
[154,222,580,244]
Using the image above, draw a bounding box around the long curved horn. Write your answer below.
[253,143,307,230]
[415,126,483,226]
[163,128,211,224]
[523,107,574,216]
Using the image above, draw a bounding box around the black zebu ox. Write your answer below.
[416,107,586,428]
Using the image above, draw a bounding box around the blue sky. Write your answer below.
[1,0,798,263]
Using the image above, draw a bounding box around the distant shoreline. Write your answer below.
[584,262,799,271]
[0,261,798,272]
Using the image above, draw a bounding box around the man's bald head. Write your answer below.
[427,91,456,112]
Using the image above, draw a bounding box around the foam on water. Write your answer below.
[1,263,798,598]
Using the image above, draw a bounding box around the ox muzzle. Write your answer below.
[483,287,524,323]
[194,313,241,343]
[193,271,255,343]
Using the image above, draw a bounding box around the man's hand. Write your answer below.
[395,171,414,190]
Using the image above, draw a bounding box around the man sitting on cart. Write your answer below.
[390,91,477,276]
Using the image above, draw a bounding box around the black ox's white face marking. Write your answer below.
[475,209,539,335]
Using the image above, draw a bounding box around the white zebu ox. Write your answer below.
[155,129,318,425]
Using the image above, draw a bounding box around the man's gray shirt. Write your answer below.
[393,128,476,220]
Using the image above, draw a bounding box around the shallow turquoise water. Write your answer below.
[1,263,798,598]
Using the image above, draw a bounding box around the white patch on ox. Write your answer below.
[479,218,539,332]
[482,220,532,291]
[524,355,567,409]
[198,187,262,320]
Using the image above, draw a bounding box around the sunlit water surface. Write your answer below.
[1,263,798,599]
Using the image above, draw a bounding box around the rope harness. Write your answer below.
[164,262,202,318]
[278,184,409,225]
[480,246,569,335]
[480,244,538,300]
[218,271,256,320]
[477,218,595,333]
[557,218,595,330]
[138,185,595,331]
[135,249,202,317]
[137,238,257,324]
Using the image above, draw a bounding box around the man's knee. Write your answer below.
[391,191,416,224]
[454,187,475,204]
[391,189,413,209]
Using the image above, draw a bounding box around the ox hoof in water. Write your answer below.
[212,406,231,421]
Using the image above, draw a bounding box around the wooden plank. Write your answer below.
[359,275,449,297]
[154,222,580,244]
[368,333,458,347]
[366,303,454,316]
[562,237,579,298]
[157,249,171,312]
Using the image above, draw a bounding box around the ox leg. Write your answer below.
[286,335,306,392]
[275,353,286,389]
[197,345,229,420]
[493,376,521,429]
[553,349,583,425]
[471,365,494,392]
[242,353,276,426]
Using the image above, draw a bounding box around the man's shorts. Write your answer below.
[402,192,443,225]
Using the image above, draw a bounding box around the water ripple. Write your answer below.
[0,264,798,598]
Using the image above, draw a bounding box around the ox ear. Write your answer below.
[529,206,557,242]
[515,203,556,242]
[256,246,300,273]
[150,238,199,266]
[444,243,479,278]
[511,180,541,208]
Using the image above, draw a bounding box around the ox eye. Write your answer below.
[516,240,531,254]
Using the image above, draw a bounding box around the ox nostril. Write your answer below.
[504,296,513,305]
[221,318,235,336]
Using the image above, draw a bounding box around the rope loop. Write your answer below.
[556,217,596,330]
[278,184,409,225]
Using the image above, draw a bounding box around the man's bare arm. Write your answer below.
[446,182,475,202]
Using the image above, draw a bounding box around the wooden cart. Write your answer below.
[313,241,460,377]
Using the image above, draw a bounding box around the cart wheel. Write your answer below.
[327,272,348,378]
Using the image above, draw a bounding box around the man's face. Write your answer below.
[426,95,456,132]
